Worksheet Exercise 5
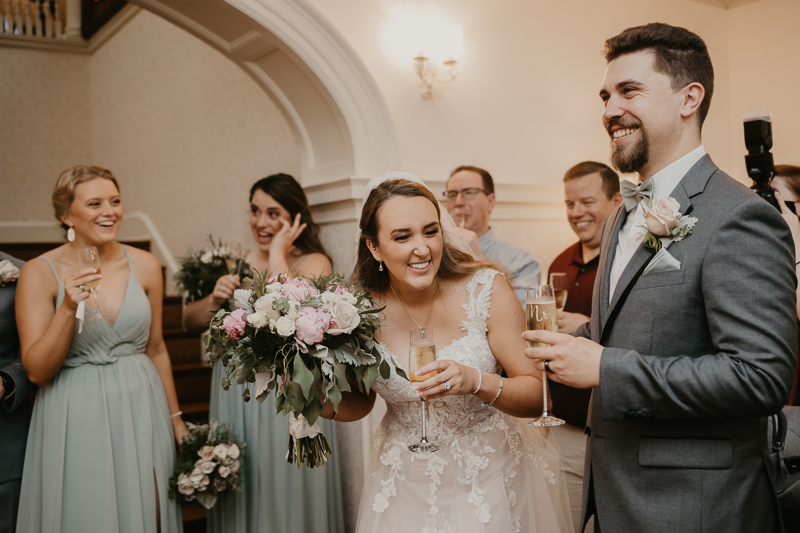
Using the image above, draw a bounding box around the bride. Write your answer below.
[323,174,572,532]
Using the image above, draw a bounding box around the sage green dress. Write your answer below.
[207,363,345,533]
[15,248,182,533]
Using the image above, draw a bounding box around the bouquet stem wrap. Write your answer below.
[285,413,330,468]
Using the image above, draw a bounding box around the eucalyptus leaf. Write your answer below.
[292,356,314,400]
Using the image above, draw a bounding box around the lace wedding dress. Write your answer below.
[356,269,573,533]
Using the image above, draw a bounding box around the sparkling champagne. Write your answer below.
[526,299,558,348]
[554,289,568,311]
[409,344,437,382]
[87,266,102,289]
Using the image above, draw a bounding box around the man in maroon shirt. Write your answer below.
[547,161,621,532]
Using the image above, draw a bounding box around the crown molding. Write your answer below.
[689,0,763,8]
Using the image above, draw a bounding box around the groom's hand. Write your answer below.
[522,330,603,389]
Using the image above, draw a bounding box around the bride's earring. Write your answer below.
[379,261,384,272]
[67,226,75,242]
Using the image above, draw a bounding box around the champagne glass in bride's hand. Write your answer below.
[526,285,565,427]
[408,327,439,453]
[549,273,569,311]
[77,247,106,322]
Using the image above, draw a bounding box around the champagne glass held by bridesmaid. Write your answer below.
[14,165,187,532]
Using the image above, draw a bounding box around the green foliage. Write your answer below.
[175,236,251,303]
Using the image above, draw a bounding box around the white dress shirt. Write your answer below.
[609,145,706,299]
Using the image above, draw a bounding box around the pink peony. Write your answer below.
[268,273,288,284]
[222,309,247,339]
[294,307,331,344]
[281,278,320,302]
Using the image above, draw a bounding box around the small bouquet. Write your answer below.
[205,270,406,468]
[0,259,20,288]
[175,236,251,303]
[168,419,246,509]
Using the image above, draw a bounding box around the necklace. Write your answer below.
[389,280,440,330]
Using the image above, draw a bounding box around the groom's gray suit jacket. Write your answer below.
[576,155,797,533]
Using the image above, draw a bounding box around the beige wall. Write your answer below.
[1,9,301,260]
[0,47,92,225]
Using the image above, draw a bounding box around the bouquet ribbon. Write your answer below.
[288,413,323,439]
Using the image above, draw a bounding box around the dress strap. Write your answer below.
[41,256,62,286]
[122,245,132,268]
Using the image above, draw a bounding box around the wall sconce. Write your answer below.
[414,55,458,99]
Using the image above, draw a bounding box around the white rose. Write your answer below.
[254,294,282,321]
[286,300,301,320]
[233,289,253,311]
[644,196,682,236]
[200,475,210,488]
[218,465,232,478]
[195,459,216,474]
[227,443,240,459]
[198,446,215,461]
[275,316,296,337]
[265,282,283,294]
[200,250,214,264]
[320,292,338,312]
[177,473,195,495]
[0,260,19,283]
[327,301,360,335]
[340,290,357,305]
[247,310,269,329]
[189,467,206,488]
[226,459,241,473]
[213,444,229,461]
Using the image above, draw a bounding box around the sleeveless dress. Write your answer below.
[207,253,345,533]
[16,247,182,533]
[357,269,572,533]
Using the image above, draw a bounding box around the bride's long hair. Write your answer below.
[354,179,497,292]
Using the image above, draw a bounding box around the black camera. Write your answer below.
[744,111,795,214]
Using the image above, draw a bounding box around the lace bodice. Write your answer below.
[360,269,563,533]
[372,268,504,440]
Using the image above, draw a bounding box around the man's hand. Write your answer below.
[557,310,590,334]
[522,330,603,389]
[457,228,486,260]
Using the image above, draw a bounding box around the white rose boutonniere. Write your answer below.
[641,196,698,252]
[0,260,20,288]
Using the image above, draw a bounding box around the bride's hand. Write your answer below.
[413,360,479,400]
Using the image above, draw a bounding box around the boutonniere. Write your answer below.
[0,260,20,288]
[640,196,698,252]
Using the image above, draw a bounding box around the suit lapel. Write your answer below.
[598,154,717,339]
[598,206,626,325]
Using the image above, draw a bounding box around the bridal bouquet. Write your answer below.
[205,270,405,468]
[168,419,246,509]
[175,236,251,303]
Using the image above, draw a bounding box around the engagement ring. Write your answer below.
[544,360,553,374]
[79,285,86,292]
[444,380,451,391]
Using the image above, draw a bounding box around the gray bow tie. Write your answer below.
[621,178,654,212]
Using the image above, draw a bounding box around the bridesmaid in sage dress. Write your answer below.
[15,166,187,533]
[183,174,345,533]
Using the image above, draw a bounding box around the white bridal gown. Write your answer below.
[356,269,573,533]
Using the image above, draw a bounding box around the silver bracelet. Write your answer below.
[170,411,183,419]
[473,368,483,395]
[486,376,503,407]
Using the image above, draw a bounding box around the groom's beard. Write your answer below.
[609,121,649,174]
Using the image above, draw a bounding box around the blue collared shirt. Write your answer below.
[478,228,541,308]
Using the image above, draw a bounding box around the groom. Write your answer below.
[524,23,796,533]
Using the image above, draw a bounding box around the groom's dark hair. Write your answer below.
[354,179,498,292]
[604,23,714,127]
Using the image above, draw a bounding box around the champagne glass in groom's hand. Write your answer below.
[526,285,565,427]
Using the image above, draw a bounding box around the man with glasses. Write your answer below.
[445,165,540,307]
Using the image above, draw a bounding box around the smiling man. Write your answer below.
[445,165,540,307]
[524,23,796,533]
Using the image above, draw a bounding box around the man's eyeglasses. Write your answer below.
[443,188,488,202]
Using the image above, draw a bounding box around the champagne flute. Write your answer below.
[408,327,439,453]
[77,247,106,321]
[225,242,243,277]
[549,272,569,311]
[526,285,565,427]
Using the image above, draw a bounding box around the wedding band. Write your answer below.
[444,380,451,392]
[544,360,554,374]
[79,284,86,292]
